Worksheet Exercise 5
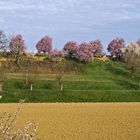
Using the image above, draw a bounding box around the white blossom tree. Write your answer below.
[124,42,140,87]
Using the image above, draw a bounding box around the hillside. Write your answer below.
[0,60,140,103]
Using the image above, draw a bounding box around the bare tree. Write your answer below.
[55,63,66,92]
[24,60,38,91]
[0,31,8,52]
[56,74,64,91]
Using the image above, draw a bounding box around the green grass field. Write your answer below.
[1,60,140,103]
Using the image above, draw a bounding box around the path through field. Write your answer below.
[0,103,140,140]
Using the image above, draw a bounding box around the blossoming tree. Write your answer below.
[63,39,104,62]
[89,39,103,57]
[9,34,26,66]
[124,42,140,78]
[36,36,52,54]
[108,38,125,58]
[63,41,78,59]
[75,42,93,62]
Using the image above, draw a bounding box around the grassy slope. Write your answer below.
[1,60,140,102]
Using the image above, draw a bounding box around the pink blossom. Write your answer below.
[36,35,52,54]
[75,42,93,62]
[136,39,140,46]
[50,49,64,57]
[89,39,103,56]
[107,38,125,58]
[9,34,26,54]
[63,41,78,58]
[63,39,104,62]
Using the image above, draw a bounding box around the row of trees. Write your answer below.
[63,40,103,62]
[0,31,140,63]
[0,31,140,92]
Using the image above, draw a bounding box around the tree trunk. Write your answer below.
[30,84,33,91]
[0,82,3,92]
[131,67,135,78]
[0,82,3,99]
[25,70,28,87]
[60,84,63,91]
[16,54,19,64]
[16,55,20,68]
[16,49,21,68]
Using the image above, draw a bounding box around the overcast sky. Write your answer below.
[0,0,140,52]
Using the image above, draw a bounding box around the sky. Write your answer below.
[0,0,140,52]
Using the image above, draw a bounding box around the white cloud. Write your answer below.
[0,0,140,50]
[0,0,140,23]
